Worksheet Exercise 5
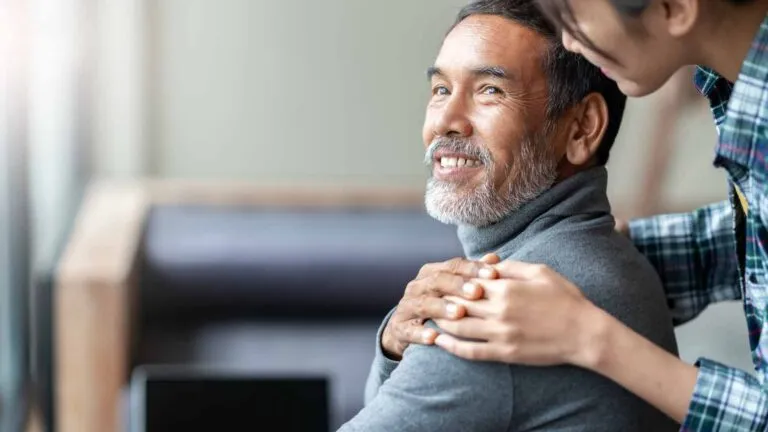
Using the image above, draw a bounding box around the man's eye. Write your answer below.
[433,86,450,96]
[482,86,502,95]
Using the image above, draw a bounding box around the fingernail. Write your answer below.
[446,303,459,318]
[478,268,495,279]
[462,282,477,297]
[422,329,436,344]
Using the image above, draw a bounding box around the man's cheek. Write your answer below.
[488,155,512,189]
[421,127,434,147]
[422,109,440,142]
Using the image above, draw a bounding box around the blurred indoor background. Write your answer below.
[0,1,744,431]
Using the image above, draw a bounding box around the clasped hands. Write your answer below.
[382,254,605,368]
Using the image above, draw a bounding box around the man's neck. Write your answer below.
[457,167,610,260]
[555,160,594,184]
[695,0,768,82]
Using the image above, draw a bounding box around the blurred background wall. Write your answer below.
[0,0,752,431]
[96,0,729,197]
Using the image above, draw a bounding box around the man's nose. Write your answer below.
[434,97,472,137]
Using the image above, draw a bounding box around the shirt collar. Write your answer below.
[694,65,726,97]
[695,13,768,170]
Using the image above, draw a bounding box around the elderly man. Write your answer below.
[338,1,679,431]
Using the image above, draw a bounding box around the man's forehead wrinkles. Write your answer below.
[439,23,547,85]
[449,29,519,56]
[436,40,523,73]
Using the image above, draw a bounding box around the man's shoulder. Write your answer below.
[383,339,514,430]
[507,221,676,351]
[344,338,514,432]
[510,219,650,280]
[509,221,660,296]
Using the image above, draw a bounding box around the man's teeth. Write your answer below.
[439,157,481,168]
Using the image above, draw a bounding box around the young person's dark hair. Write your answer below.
[452,0,627,165]
[536,0,757,58]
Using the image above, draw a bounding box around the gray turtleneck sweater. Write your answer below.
[338,167,679,432]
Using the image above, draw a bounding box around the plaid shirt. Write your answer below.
[630,13,768,431]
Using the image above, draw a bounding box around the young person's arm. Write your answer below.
[630,200,741,324]
[593,307,768,430]
[433,263,768,430]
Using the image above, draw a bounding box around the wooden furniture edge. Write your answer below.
[51,180,426,432]
[54,181,150,432]
[144,179,426,208]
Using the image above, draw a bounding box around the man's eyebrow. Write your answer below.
[426,65,513,81]
[471,65,511,80]
[426,66,443,80]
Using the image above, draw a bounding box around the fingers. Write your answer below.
[386,300,450,358]
[398,320,440,347]
[418,258,498,280]
[434,334,512,362]
[480,253,501,265]
[382,319,438,359]
[483,264,580,298]
[472,279,512,298]
[444,295,496,318]
[433,317,503,341]
[492,261,549,280]
[406,272,463,299]
[406,321,440,344]
[402,296,467,321]
[407,272,490,302]
[461,281,484,300]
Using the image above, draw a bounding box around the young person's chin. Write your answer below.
[615,76,665,98]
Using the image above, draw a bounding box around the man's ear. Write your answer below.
[564,92,608,166]
[659,0,698,38]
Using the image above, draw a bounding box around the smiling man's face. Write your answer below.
[423,14,560,227]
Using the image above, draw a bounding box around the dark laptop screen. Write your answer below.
[134,370,328,432]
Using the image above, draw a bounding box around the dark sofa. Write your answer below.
[54,181,463,432]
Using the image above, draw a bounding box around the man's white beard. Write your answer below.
[424,129,558,227]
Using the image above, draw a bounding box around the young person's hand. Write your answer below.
[380,255,499,360]
[433,261,601,367]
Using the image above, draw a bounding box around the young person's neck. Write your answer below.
[696,0,768,83]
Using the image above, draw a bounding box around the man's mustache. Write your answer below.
[423,137,493,166]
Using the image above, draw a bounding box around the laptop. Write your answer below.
[129,365,329,432]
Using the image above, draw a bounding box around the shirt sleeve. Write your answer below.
[682,358,768,431]
[341,323,513,432]
[629,200,741,325]
[363,308,400,404]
